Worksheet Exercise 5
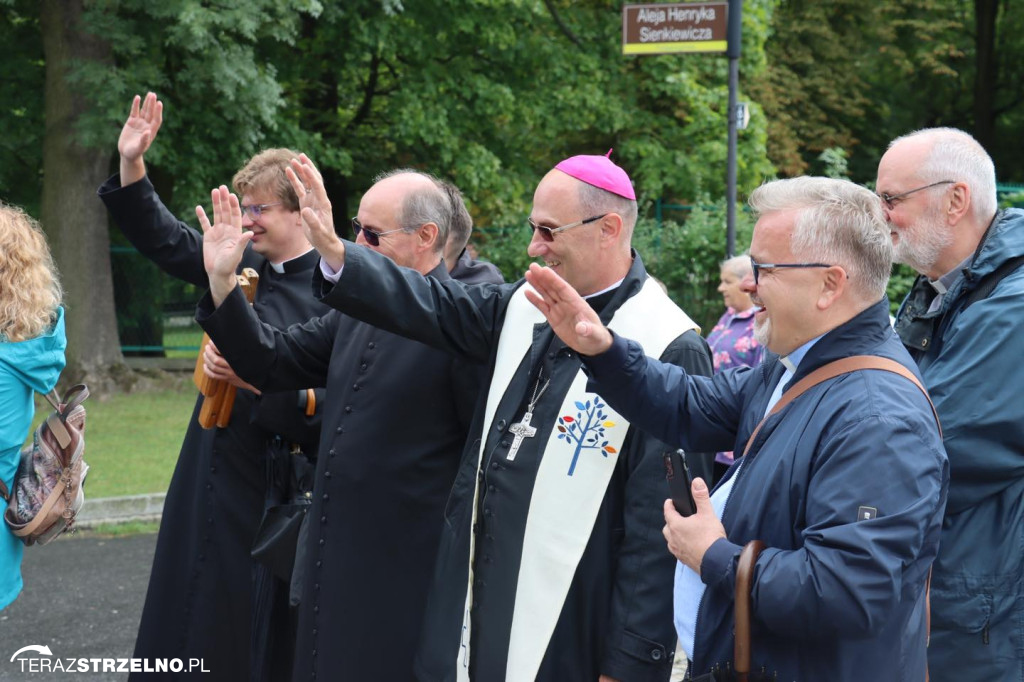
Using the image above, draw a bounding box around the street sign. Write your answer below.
[736,101,750,130]
[622,3,729,55]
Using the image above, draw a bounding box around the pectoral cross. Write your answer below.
[506,412,537,461]
[506,371,550,462]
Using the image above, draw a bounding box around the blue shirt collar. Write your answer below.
[780,333,825,373]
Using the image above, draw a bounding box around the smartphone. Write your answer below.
[664,449,696,517]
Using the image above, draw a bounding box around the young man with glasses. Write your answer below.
[98,93,328,681]
[287,152,714,682]
[196,167,491,681]
[879,128,1024,681]
[523,176,947,681]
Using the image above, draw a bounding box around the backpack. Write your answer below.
[0,384,89,546]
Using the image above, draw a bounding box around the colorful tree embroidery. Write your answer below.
[556,396,618,476]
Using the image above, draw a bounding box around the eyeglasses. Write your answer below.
[749,256,833,285]
[239,202,283,221]
[528,214,607,242]
[351,218,407,247]
[878,180,955,210]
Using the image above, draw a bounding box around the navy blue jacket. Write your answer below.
[894,208,1024,679]
[585,299,948,681]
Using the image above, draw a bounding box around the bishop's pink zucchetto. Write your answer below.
[553,149,636,201]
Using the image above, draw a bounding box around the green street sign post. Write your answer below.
[623,0,744,257]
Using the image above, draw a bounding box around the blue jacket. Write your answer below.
[0,308,66,611]
[894,208,1024,677]
[585,299,948,681]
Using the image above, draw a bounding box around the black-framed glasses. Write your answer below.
[878,180,955,210]
[240,202,282,220]
[528,213,607,242]
[351,217,407,247]
[749,256,833,285]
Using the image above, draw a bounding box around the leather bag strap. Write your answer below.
[740,355,941,460]
[734,539,766,680]
[10,477,68,539]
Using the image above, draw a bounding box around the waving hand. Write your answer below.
[196,186,252,305]
[286,154,346,271]
[118,93,163,186]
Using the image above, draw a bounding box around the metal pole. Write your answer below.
[725,0,743,258]
[726,57,738,258]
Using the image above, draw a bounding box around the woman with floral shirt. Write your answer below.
[706,255,763,481]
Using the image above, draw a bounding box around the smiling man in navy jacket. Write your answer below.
[524,176,948,681]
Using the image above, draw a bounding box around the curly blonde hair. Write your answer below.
[0,203,63,342]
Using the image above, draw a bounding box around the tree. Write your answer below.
[755,0,1024,184]
[40,0,122,388]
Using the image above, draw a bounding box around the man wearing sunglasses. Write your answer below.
[522,177,946,682]
[879,128,1024,681]
[196,166,489,681]
[98,93,328,681]
[287,152,714,682]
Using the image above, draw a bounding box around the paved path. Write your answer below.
[0,532,157,681]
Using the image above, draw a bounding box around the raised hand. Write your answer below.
[118,93,163,186]
[523,263,614,356]
[286,154,346,271]
[196,186,252,305]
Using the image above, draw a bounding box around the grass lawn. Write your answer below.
[162,325,204,359]
[28,381,196,499]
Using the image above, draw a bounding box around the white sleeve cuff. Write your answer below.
[320,258,343,282]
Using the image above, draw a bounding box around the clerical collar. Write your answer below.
[928,254,972,295]
[583,278,625,300]
[582,278,625,314]
[779,333,824,373]
[268,248,316,274]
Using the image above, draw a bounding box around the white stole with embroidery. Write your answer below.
[456,277,699,682]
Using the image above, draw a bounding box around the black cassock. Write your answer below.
[196,260,481,681]
[99,176,327,681]
[317,244,714,682]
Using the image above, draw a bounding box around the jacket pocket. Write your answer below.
[930,588,991,634]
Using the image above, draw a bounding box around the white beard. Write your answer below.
[754,315,771,348]
[892,204,954,273]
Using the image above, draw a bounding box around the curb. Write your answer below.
[77,492,165,528]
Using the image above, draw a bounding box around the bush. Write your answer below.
[634,201,755,332]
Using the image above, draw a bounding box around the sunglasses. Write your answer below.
[878,180,954,211]
[749,256,833,285]
[528,213,607,242]
[239,202,282,221]
[351,218,407,247]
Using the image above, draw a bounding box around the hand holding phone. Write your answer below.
[664,449,696,517]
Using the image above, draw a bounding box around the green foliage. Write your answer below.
[71,0,322,215]
[1000,191,1024,209]
[817,147,850,179]
[473,223,536,284]
[886,264,918,316]
[263,0,776,228]
[0,0,45,211]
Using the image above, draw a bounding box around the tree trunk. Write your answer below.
[40,0,126,392]
[973,0,998,150]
